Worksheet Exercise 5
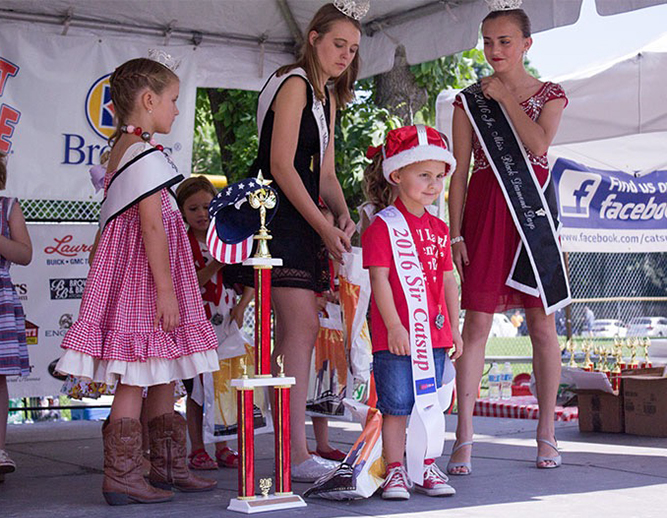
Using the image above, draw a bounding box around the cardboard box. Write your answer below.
[623,366,667,438]
[577,390,624,433]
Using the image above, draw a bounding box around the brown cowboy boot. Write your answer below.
[148,412,217,492]
[102,418,174,505]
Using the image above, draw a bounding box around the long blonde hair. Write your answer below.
[277,3,360,107]
[362,153,395,214]
[108,58,179,146]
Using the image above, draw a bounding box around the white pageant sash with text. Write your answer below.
[256,67,329,169]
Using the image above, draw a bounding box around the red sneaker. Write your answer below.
[381,463,413,500]
[415,460,456,497]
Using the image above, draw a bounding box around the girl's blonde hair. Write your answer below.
[175,176,217,212]
[277,3,360,107]
[362,153,395,214]
[108,58,179,146]
[0,151,7,190]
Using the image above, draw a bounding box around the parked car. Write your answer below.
[591,319,627,338]
[458,313,518,338]
[627,317,667,337]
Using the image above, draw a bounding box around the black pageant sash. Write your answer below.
[459,83,571,314]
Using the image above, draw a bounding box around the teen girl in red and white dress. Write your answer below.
[448,7,568,474]
[56,57,218,506]
[362,125,462,500]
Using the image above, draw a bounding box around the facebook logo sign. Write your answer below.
[558,170,601,218]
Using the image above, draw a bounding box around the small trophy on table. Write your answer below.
[600,348,611,379]
[629,338,640,369]
[611,347,623,391]
[567,339,578,368]
[582,340,594,372]
[642,338,652,368]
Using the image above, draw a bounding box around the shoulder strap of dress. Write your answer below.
[256,67,310,137]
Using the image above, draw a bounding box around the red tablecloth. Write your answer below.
[474,396,578,421]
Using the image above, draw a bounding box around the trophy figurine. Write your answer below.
[611,347,622,391]
[629,338,640,369]
[582,340,594,372]
[642,337,652,368]
[600,348,611,379]
[567,339,578,368]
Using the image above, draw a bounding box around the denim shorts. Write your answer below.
[373,348,446,416]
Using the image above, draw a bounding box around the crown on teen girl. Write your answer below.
[485,0,523,11]
[333,0,371,21]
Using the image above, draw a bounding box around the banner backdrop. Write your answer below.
[7,223,97,398]
[0,25,196,202]
[553,158,667,253]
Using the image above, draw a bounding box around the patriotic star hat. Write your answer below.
[366,124,457,185]
[206,177,279,264]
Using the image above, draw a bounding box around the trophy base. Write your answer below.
[243,257,283,267]
[228,494,306,514]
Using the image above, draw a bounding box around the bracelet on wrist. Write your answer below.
[451,236,464,245]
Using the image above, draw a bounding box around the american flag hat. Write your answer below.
[207,177,279,264]
[206,220,254,264]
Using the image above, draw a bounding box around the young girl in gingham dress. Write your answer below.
[56,57,219,506]
[0,152,33,482]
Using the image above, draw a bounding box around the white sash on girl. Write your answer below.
[99,144,182,231]
[377,206,455,485]
[256,67,329,169]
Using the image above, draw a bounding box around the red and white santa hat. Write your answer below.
[367,125,457,185]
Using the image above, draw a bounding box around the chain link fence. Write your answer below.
[21,199,100,222]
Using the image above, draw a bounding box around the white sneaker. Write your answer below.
[0,449,16,474]
[291,454,338,483]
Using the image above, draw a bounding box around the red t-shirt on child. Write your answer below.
[362,198,454,354]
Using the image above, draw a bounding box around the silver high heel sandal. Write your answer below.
[536,439,562,469]
[446,441,473,476]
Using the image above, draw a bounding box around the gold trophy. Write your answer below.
[248,171,277,260]
[567,339,578,368]
[629,338,640,368]
[611,347,622,391]
[582,340,594,372]
[259,478,273,498]
[642,337,652,368]
[600,347,611,379]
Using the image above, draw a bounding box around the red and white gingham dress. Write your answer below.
[57,143,219,387]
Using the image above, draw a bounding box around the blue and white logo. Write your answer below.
[558,169,602,218]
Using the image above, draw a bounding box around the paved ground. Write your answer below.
[2,415,666,518]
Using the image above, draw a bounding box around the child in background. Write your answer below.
[56,57,219,505]
[361,125,462,500]
[0,152,33,483]
[176,176,253,470]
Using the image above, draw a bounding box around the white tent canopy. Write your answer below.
[2,0,666,88]
[436,33,667,175]
[549,34,667,174]
[2,0,667,201]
